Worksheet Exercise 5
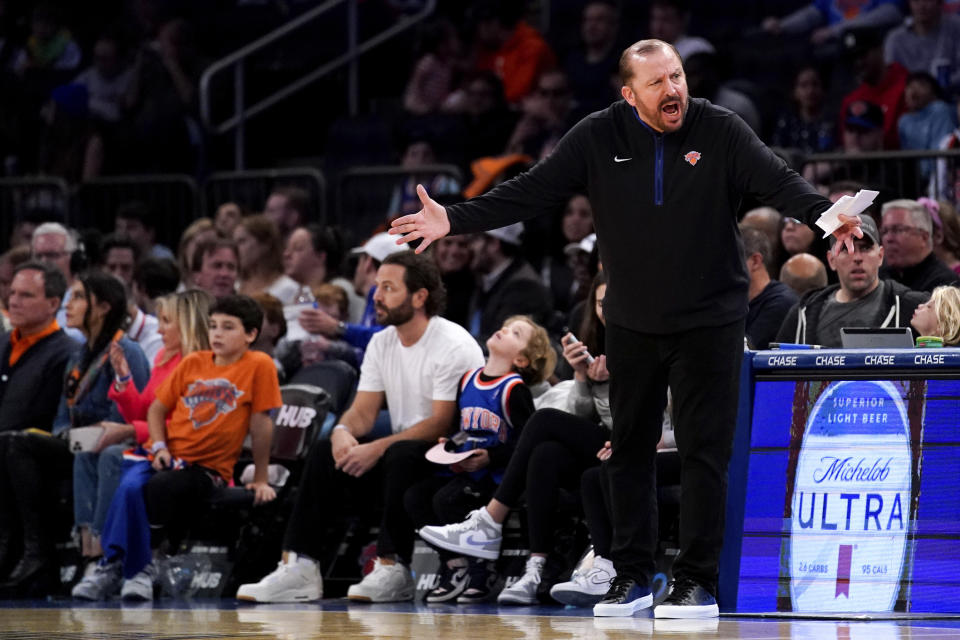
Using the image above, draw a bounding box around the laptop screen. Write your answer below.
[839,327,915,349]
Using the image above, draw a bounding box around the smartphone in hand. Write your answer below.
[564,331,595,365]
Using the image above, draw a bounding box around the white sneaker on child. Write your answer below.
[121,562,158,601]
[346,559,416,602]
[418,508,503,561]
[550,555,615,607]
[236,553,323,603]
[497,556,546,605]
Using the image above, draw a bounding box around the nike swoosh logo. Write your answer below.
[614,156,632,163]
[464,535,492,546]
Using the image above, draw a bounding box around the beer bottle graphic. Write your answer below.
[788,380,913,612]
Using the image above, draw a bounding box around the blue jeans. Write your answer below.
[73,444,127,536]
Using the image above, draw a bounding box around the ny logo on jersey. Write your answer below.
[684,150,702,166]
[182,378,244,429]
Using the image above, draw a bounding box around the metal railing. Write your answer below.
[0,177,70,248]
[202,167,327,224]
[73,175,200,249]
[799,148,960,202]
[199,0,436,170]
[336,164,462,238]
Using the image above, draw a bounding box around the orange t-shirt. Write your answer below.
[155,349,282,482]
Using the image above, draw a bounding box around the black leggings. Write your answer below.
[580,452,682,560]
[0,432,72,555]
[493,408,608,554]
[143,465,219,544]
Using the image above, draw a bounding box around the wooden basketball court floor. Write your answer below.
[3,600,960,639]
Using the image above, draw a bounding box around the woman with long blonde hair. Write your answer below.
[73,289,214,571]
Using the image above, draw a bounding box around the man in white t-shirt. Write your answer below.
[236,250,484,604]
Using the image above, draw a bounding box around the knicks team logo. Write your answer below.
[684,150,701,166]
[789,380,911,612]
[181,378,244,429]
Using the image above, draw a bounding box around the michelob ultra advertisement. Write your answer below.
[737,378,960,613]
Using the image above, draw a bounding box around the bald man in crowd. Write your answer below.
[780,253,828,296]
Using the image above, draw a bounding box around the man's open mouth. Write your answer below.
[662,102,680,115]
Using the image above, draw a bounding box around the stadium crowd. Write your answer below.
[1,0,960,618]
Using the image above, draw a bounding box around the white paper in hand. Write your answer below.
[815,189,879,238]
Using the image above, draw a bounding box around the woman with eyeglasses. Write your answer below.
[0,272,150,591]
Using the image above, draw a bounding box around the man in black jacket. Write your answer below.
[0,261,75,577]
[776,215,928,347]
[391,39,861,618]
[467,223,553,343]
[0,261,74,433]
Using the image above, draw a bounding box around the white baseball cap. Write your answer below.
[564,233,596,256]
[484,222,524,246]
[350,232,408,262]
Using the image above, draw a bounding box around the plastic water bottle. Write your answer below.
[158,554,212,599]
[284,285,316,342]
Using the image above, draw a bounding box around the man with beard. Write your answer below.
[236,250,484,603]
[390,39,863,618]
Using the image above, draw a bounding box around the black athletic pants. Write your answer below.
[0,432,72,557]
[493,408,608,554]
[282,438,442,564]
[605,319,744,596]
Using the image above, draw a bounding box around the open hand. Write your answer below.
[831,213,865,257]
[109,342,131,380]
[389,184,451,253]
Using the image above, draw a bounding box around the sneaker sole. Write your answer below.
[456,593,493,604]
[653,602,719,619]
[418,529,500,561]
[496,593,539,606]
[120,592,153,602]
[550,586,606,608]
[593,593,653,617]
[425,586,467,603]
[236,591,321,603]
[346,591,415,603]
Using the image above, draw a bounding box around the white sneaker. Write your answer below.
[71,559,122,601]
[346,559,415,602]
[419,509,503,561]
[550,555,615,607]
[121,562,157,601]
[236,553,323,603]
[497,556,546,605]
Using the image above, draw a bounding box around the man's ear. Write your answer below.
[620,85,635,107]
[245,326,259,345]
[411,288,429,310]
[826,246,838,271]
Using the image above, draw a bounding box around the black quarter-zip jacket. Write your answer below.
[446,98,833,334]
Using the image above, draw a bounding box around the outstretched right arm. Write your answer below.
[390,117,590,251]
